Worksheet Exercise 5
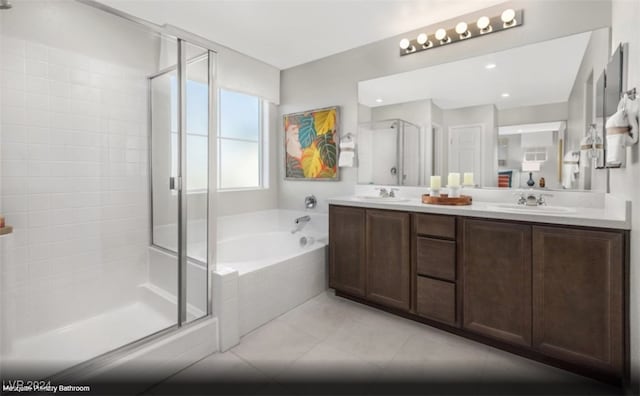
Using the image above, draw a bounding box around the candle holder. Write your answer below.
[448,185,461,198]
[430,188,441,197]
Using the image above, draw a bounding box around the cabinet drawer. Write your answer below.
[416,276,456,325]
[416,237,456,281]
[415,214,456,239]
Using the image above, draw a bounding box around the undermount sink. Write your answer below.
[488,204,576,214]
[356,196,410,203]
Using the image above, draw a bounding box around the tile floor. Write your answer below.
[143,290,622,395]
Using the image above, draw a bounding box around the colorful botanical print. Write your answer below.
[284,107,338,180]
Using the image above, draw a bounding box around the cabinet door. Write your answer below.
[532,226,624,375]
[366,209,411,310]
[329,205,366,297]
[461,219,532,347]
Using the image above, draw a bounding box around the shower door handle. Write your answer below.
[169,176,182,191]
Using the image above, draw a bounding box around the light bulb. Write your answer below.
[501,92,510,98]
[417,33,428,45]
[399,38,411,50]
[477,16,490,29]
[485,63,496,69]
[501,8,516,25]
[455,22,468,35]
[435,28,448,42]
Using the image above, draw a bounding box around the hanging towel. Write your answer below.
[338,136,356,167]
[606,132,626,168]
[562,151,580,189]
[579,135,593,169]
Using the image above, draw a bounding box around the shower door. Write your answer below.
[150,40,214,326]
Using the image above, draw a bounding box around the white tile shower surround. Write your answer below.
[0,34,152,353]
[144,291,621,395]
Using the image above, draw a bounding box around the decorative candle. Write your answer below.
[430,176,441,190]
[448,172,460,187]
[463,172,474,186]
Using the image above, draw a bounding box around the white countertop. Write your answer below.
[328,195,631,230]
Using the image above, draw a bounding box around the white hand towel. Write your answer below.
[338,151,355,167]
[606,133,626,167]
[340,141,355,150]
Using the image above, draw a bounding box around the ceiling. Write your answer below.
[358,31,593,110]
[97,0,507,69]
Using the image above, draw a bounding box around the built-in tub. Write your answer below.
[148,209,328,338]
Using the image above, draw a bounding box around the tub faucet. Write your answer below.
[291,215,311,234]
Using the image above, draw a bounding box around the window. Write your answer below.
[218,89,264,190]
[170,76,209,192]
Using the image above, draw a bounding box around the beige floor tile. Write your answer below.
[231,320,321,378]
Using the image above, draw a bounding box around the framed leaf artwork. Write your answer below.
[284,106,339,180]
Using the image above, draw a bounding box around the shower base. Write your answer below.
[1,287,175,378]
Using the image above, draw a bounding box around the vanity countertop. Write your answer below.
[328,195,631,230]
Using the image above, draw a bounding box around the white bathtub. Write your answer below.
[149,209,328,338]
[217,210,328,336]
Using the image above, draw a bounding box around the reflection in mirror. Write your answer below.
[357,27,610,191]
[358,119,421,185]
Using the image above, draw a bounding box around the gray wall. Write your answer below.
[498,102,569,126]
[278,0,612,212]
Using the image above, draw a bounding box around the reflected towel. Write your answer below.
[562,151,580,189]
[579,135,592,169]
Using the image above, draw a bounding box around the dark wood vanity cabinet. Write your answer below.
[329,205,628,383]
[366,210,411,310]
[532,226,624,375]
[460,219,533,347]
[329,205,366,297]
[328,205,410,310]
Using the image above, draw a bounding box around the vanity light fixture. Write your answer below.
[501,8,517,27]
[416,33,432,48]
[399,8,523,57]
[435,28,450,44]
[455,22,470,39]
[399,38,415,53]
[477,16,492,34]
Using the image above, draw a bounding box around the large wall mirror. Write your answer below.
[357,27,611,191]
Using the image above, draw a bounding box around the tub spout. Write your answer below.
[291,215,311,234]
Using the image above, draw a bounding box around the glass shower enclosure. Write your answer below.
[0,1,214,378]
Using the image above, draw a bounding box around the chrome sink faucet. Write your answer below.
[375,187,399,197]
[515,191,553,206]
[291,215,311,234]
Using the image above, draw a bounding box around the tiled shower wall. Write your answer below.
[0,35,150,339]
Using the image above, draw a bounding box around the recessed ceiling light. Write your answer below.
[501,93,510,98]
[485,63,497,69]
[375,98,383,103]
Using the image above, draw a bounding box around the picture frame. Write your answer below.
[284,106,339,181]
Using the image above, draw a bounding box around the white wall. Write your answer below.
[608,0,640,391]
[279,0,612,212]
